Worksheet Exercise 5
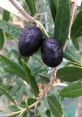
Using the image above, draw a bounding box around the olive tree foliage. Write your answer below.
[0,0,82,117]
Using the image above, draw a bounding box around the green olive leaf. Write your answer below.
[54,0,70,46]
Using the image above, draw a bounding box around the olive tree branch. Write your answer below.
[9,0,49,37]
[39,0,80,98]
[7,108,26,117]
[7,99,40,116]
[28,99,40,109]
[7,1,79,116]
[9,0,34,22]
[50,83,68,87]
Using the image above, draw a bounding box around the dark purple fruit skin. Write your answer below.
[41,38,63,67]
[19,26,43,56]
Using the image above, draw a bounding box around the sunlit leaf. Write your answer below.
[59,82,82,98]
[57,66,82,82]
[54,0,70,46]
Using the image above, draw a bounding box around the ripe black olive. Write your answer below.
[41,38,63,67]
[19,26,43,56]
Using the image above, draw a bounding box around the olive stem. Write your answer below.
[50,83,68,87]
[50,68,57,84]
[7,100,40,116]
[9,0,34,22]
[7,108,26,116]
[39,84,51,98]
[35,20,49,37]
[28,99,40,109]
[9,0,49,37]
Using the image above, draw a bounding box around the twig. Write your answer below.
[38,68,57,100]
[9,0,34,22]
[50,83,68,87]
[7,108,26,117]
[39,84,51,97]
[7,100,40,117]
[9,0,49,37]
[63,39,68,51]
[38,69,57,100]
[35,20,49,37]
[50,68,57,84]
[28,99,40,109]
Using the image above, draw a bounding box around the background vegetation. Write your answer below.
[0,0,82,117]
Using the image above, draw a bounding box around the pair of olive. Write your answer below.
[19,26,63,67]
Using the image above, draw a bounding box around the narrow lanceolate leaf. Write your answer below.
[0,86,16,104]
[0,55,27,81]
[25,0,36,16]
[64,42,81,65]
[54,0,70,46]
[57,67,82,82]
[48,0,59,22]
[71,10,82,39]
[47,95,63,117]
[3,10,10,22]
[59,82,82,98]
[0,20,22,38]
[22,60,39,97]
[0,29,4,49]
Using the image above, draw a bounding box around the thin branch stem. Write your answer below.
[9,0,49,37]
[7,108,26,117]
[50,68,57,84]
[50,83,68,87]
[9,0,34,22]
[35,20,49,37]
[39,84,51,98]
[28,99,40,109]
[7,100,40,116]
